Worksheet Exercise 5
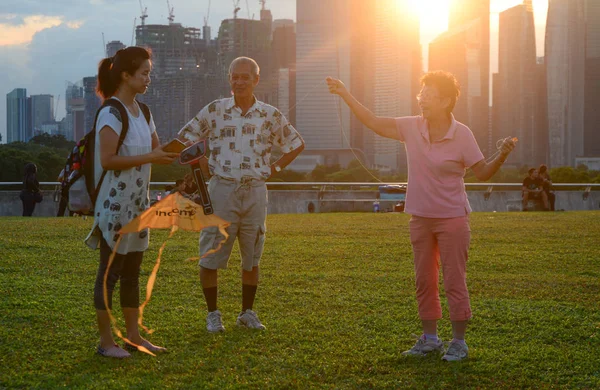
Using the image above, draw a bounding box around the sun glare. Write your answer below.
[406,0,450,40]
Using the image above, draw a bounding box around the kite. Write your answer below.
[103,192,230,356]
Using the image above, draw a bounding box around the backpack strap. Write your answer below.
[92,99,131,205]
[137,100,151,125]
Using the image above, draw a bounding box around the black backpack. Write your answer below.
[57,99,150,216]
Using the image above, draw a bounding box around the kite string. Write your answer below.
[282,79,324,120]
[138,225,178,336]
[104,235,155,356]
[333,96,385,183]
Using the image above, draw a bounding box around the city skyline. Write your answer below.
[0,0,550,143]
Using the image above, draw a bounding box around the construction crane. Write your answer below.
[167,0,175,23]
[246,0,250,18]
[233,0,241,19]
[203,0,211,27]
[139,0,148,26]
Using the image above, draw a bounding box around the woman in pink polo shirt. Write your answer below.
[327,71,515,361]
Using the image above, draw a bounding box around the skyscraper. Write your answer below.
[260,2,273,40]
[449,0,490,29]
[65,81,84,141]
[349,0,377,166]
[429,0,490,155]
[29,94,54,137]
[296,0,352,151]
[136,22,224,139]
[534,57,549,165]
[296,0,420,172]
[272,22,295,71]
[370,0,420,171]
[584,0,600,157]
[83,76,101,134]
[6,88,28,143]
[218,17,272,102]
[106,40,125,57]
[545,0,586,167]
[272,19,294,32]
[272,21,296,126]
[494,1,538,167]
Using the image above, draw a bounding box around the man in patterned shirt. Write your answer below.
[178,57,304,332]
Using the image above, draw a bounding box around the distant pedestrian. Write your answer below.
[20,162,41,216]
[183,173,197,196]
[171,179,187,195]
[85,46,178,358]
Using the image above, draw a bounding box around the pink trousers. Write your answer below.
[409,215,472,321]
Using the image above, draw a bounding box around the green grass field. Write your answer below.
[1,212,599,389]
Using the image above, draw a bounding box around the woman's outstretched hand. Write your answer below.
[326,77,348,96]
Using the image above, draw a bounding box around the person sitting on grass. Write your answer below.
[183,173,198,196]
[171,179,187,195]
[538,164,555,211]
[522,168,548,211]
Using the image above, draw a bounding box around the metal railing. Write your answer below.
[0,182,599,189]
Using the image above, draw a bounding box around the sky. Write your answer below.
[0,0,548,143]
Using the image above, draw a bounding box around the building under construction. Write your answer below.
[135,20,227,140]
[217,5,273,103]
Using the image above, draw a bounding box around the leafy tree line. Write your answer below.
[0,134,190,183]
[271,160,600,185]
[1,136,599,185]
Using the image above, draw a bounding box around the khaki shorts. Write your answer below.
[199,176,267,271]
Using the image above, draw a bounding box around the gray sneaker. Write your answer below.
[206,310,225,333]
[402,335,444,356]
[442,341,469,362]
[236,309,266,330]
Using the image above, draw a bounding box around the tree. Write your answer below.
[36,150,67,181]
[327,166,380,182]
[29,133,75,152]
[0,148,35,181]
[347,159,363,170]
[549,167,590,183]
[310,165,327,181]
[269,169,306,182]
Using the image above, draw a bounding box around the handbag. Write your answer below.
[33,191,43,203]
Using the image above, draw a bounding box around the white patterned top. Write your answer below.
[85,98,155,254]
[178,97,304,181]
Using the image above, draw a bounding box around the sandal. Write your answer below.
[124,339,167,353]
[97,344,131,358]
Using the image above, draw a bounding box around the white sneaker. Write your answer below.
[236,309,266,330]
[401,335,444,356]
[442,341,469,362]
[206,310,225,333]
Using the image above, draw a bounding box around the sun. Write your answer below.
[405,0,450,38]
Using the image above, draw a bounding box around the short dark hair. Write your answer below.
[420,70,461,114]
[539,164,547,174]
[528,168,536,175]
